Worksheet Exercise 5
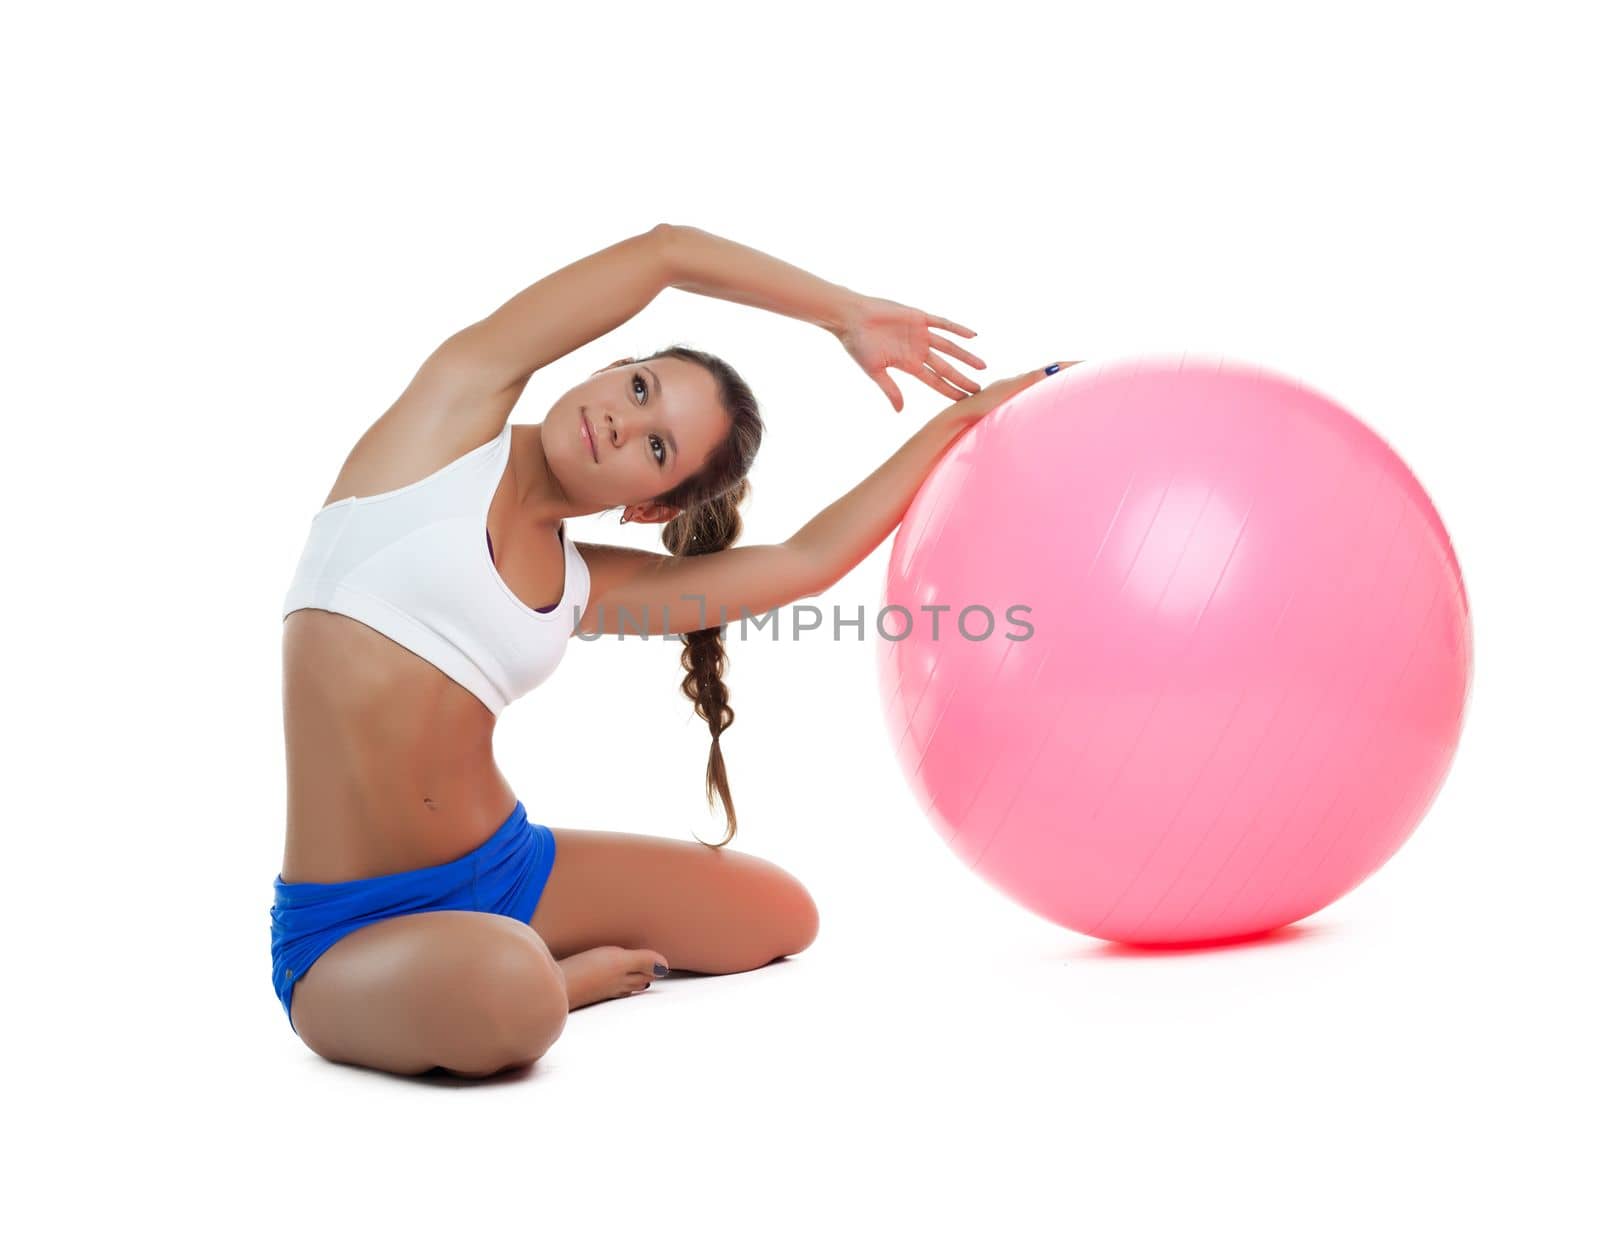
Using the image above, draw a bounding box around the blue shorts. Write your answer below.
[269,799,556,1035]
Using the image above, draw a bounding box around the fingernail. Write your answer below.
[1044,363,1062,376]
[653,963,669,977]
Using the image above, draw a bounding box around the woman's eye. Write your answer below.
[649,434,665,465]
[633,374,647,402]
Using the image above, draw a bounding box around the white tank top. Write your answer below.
[281,422,590,717]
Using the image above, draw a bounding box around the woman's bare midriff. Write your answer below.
[280,608,520,884]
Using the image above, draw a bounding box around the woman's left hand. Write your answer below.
[833,294,987,413]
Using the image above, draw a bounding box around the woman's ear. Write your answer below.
[620,501,683,525]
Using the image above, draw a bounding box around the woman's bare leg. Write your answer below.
[530,826,820,974]
[290,910,569,1077]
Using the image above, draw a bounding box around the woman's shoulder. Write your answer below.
[317,346,528,506]
[318,415,511,509]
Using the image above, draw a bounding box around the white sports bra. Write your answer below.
[281,422,590,717]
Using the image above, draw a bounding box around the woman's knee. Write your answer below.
[756,862,821,960]
[436,926,569,1073]
[293,910,569,1077]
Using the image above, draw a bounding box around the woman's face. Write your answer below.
[549,356,730,519]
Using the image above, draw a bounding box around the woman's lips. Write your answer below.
[581,412,598,462]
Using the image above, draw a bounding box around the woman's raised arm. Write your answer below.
[786,366,1066,602]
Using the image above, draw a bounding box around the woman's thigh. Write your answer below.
[529,828,819,973]
[291,909,569,1077]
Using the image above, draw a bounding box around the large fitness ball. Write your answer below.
[877,356,1473,946]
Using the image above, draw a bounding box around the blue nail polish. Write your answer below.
[653,963,669,977]
[1044,363,1062,376]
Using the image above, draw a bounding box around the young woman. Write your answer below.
[272,221,1066,1078]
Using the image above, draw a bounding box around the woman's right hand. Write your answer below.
[946,361,1082,426]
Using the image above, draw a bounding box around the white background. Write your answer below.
[5,1,1595,1233]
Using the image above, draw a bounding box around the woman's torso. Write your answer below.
[279,421,572,884]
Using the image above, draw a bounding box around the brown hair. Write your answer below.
[601,345,764,848]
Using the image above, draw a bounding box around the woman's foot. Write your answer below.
[557,945,670,1011]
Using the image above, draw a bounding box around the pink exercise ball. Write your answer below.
[878,355,1473,946]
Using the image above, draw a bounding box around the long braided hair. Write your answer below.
[602,345,764,848]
